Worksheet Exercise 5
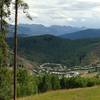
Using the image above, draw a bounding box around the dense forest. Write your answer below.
[7,35,100,67]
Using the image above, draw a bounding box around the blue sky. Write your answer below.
[10,0,100,28]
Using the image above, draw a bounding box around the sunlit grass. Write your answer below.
[18,86,100,100]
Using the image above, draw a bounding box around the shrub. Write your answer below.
[17,68,37,97]
[0,67,12,100]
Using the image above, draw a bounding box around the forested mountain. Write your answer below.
[7,35,100,67]
[61,29,100,39]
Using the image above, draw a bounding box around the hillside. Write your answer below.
[18,86,100,100]
[7,35,100,67]
[8,50,38,69]
[61,29,100,39]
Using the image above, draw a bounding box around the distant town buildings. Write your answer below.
[32,63,100,78]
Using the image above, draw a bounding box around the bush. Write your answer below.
[86,78,96,87]
[74,77,88,88]
[51,75,60,90]
[0,67,12,100]
[1,67,100,99]
[17,68,37,97]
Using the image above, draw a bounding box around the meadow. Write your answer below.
[18,86,100,100]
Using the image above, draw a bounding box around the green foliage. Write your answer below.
[0,0,32,99]
[0,0,12,66]
[0,48,3,65]
[17,68,37,97]
[37,75,100,93]
[0,67,12,100]
[7,36,100,66]
[0,0,31,66]
[60,77,66,89]
[38,75,52,93]
[51,75,60,90]
[0,67,100,99]
[86,78,96,87]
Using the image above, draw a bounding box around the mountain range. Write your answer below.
[7,24,100,67]
[61,29,100,40]
[8,24,100,40]
[7,24,86,37]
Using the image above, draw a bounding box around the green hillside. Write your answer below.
[18,86,100,100]
[7,35,100,67]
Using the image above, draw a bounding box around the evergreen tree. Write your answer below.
[51,75,60,90]
[17,68,36,97]
[0,0,12,66]
[0,0,31,66]
[60,77,66,89]
[0,67,12,100]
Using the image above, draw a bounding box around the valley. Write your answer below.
[1,0,100,100]
[7,35,100,78]
[7,34,100,67]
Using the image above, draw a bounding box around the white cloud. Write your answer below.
[77,0,100,2]
[81,19,86,22]
[67,18,75,22]
[9,0,100,28]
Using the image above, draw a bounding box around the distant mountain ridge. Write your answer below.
[61,29,100,39]
[7,24,86,37]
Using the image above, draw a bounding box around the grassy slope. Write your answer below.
[18,86,100,100]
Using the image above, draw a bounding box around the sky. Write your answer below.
[10,0,100,28]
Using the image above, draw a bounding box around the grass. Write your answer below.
[18,86,100,100]
[81,72,97,78]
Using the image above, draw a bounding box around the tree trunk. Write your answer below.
[14,0,18,99]
[0,0,3,32]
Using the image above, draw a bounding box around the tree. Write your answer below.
[14,0,32,99]
[51,75,60,90]
[60,77,66,89]
[0,0,12,66]
[0,0,32,100]
[38,75,52,93]
[0,67,12,100]
[0,0,32,66]
[17,68,36,97]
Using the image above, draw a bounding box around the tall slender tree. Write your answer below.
[13,0,32,99]
[14,0,18,99]
[0,1,31,99]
